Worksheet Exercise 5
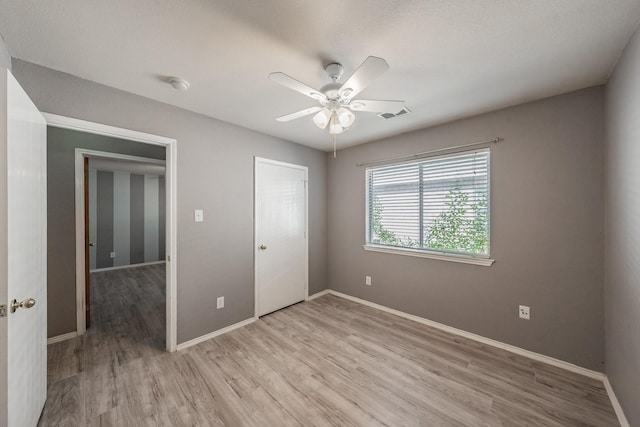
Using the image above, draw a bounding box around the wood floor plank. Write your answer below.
[39,265,619,426]
[38,373,86,426]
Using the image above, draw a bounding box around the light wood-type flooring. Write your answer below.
[39,264,619,426]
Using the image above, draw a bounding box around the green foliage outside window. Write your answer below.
[425,186,488,254]
[372,197,401,246]
[371,185,488,255]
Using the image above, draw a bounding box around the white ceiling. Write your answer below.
[1,1,639,151]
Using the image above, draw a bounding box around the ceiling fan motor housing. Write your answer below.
[325,62,344,81]
[269,56,405,140]
[319,82,343,102]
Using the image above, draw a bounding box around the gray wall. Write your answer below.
[604,25,640,426]
[0,34,10,70]
[328,87,605,371]
[47,127,165,337]
[89,170,165,270]
[96,171,114,268]
[159,176,166,261]
[130,174,145,265]
[15,60,328,343]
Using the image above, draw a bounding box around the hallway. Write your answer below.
[39,264,166,425]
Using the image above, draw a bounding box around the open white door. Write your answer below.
[0,69,47,426]
[255,158,308,317]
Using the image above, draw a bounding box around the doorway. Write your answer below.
[84,153,166,339]
[44,114,178,352]
[254,157,308,317]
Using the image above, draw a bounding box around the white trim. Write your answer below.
[74,149,167,338]
[176,317,257,351]
[79,149,166,165]
[46,331,79,345]
[74,149,167,337]
[42,113,175,146]
[603,377,630,427]
[363,244,495,266]
[325,290,605,381]
[90,260,165,273]
[173,287,629,427]
[254,157,309,317]
[308,289,330,300]
[166,130,178,353]
[46,114,179,353]
[74,159,86,336]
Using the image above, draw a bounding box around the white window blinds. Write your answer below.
[366,148,490,257]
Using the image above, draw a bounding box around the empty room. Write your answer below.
[0,1,638,426]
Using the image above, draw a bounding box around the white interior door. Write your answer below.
[0,69,47,426]
[255,158,308,317]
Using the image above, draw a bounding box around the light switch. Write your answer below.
[194,209,204,223]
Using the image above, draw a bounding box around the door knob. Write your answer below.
[259,244,267,250]
[89,242,95,247]
[10,298,36,313]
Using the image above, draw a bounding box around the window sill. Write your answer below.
[362,244,495,266]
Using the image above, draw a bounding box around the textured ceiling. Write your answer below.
[1,1,639,151]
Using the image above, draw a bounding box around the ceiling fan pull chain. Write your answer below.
[333,134,337,158]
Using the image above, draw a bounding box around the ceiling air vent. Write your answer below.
[377,107,411,119]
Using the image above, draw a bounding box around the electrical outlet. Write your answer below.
[217,296,224,309]
[365,276,372,286]
[110,251,115,258]
[519,305,530,320]
[194,209,204,223]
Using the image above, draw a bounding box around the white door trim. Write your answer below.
[43,113,179,352]
[74,148,165,335]
[254,157,309,318]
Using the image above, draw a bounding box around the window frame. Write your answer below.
[364,148,494,266]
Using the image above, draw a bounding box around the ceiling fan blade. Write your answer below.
[276,106,323,122]
[269,72,327,101]
[349,99,406,114]
[339,56,390,100]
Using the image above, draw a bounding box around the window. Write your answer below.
[366,148,490,260]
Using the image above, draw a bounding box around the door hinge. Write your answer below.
[0,304,6,317]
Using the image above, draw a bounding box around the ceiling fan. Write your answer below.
[269,56,407,155]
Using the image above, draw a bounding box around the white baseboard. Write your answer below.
[168,289,629,427]
[175,317,257,351]
[324,290,605,381]
[174,288,328,352]
[603,377,630,427]
[308,289,330,300]
[90,260,165,273]
[47,331,79,345]
[320,290,635,426]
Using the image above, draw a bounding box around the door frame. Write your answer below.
[254,157,309,318]
[43,113,179,352]
[77,149,166,330]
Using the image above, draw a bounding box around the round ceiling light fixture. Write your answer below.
[169,77,190,91]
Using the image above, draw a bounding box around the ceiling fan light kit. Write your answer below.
[337,107,355,128]
[269,56,407,156]
[329,113,344,135]
[312,109,331,129]
[312,105,355,134]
